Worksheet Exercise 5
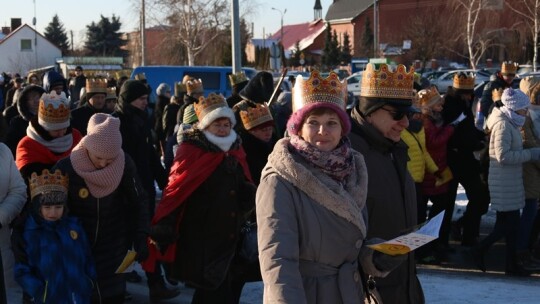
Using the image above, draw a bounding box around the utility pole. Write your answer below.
[70,30,73,52]
[141,0,146,66]
[373,0,378,57]
[272,7,287,69]
[33,0,38,69]
[231,0,241,73]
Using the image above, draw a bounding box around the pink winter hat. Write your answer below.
[82,113,122,159]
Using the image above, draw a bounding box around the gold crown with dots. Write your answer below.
[38,91,70,126]
[452,72,476,90]
[239,103,273,130]
[194,93,227,120]
[106,87,117,100]
[187,79,204,95]
[29,169,69,199]
[175,82,187,96]
[492,88,504,101]
[360,63,415,99]
[501,61,519,75]
[292,70,347,112]
[229,72,248,86]
[418,86,443,107]
[86,78,108,94]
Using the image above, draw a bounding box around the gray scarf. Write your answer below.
[26,124,73,153]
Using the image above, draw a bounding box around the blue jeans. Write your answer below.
[517,199,539,250]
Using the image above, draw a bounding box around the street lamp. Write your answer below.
[272,7,287,69]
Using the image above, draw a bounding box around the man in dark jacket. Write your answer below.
[348,63,425,304]
[226,71,249,108]
[69,66,86,107]
[71,78,108,135]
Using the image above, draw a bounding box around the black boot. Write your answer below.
[148,276,181,303]
[514,251,540,272]
[470,247,486,272]
[506,255,532,277]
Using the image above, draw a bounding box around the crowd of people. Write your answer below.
[0,60,539,304]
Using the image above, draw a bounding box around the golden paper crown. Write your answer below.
[501,61,519,75]
[106,87,117,100]
[187,79,204,95]
[360,63,415,99]
[175,82,187,96]
[492,88,504,101]
[418,86,443,107]
[194,93,227,120]
[452,72,475,90]
[29,169,69,199]
[292,70,347,112]
[229,72,248,86]
[239,103,273,130]
[38,91,70,125]
[86,78,108,94]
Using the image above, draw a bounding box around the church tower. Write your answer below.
[314,0,322,20]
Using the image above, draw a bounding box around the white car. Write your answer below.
[346,72,363,97]
[431,69,492,93]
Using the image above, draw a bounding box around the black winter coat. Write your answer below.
[54,155,150,300]
[71,104,101,135]
[240,131,274,185]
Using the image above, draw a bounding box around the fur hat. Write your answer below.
[501,88,530,111]
[194,93,235,130]
[239,71,274,103]
[156,83,171,97]
[82,113,122,159]
[38,91,70,131]
[287,70,350,136]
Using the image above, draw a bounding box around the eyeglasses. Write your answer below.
[380,107,408,121]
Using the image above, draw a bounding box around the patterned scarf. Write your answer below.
[289,134,353,182]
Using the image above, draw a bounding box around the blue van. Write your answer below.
[130,66,258,101]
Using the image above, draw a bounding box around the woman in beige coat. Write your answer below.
[256,71,405,303]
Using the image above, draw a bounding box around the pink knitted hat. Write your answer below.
[82,113,122,158]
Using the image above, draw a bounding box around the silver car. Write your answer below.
[431,69,492,93]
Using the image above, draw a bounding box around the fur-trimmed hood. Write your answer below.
[262,138,368,234]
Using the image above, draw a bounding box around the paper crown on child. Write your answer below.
[492,87,504,102]
[29,169,69,200]
[86,78,108,94]
[452,72,475,91]
[360,63,416,100]
[418,86,443,108]
[501,61,519,75]
[186,79,204,95]
[194,93,235,129]
[239,103,273,130]
[38,91,70,131]
[175,82,187,96]
[106,87,117,100]
[292,70,347,113]
[229,72,248,86]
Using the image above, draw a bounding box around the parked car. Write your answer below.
[431,69,491,93]
[346,72,363,98]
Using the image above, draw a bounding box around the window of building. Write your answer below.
[20,39,32,51]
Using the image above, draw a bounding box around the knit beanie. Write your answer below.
[183,104,198,124]
[501,88,530,111]
[38,91,71,131]
[156,83,171,97]
[119,80,149,104]
[82,113,122,158]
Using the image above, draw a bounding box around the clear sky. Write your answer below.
[0,0,332,47]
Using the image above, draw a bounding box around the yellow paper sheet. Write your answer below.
[115,250,137,274]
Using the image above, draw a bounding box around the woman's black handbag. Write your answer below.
[238,220,258,263]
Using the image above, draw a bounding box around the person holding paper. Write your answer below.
[256,70,404,304]
[53,113,152,303]
[472,88,540,276]
[349,63,425,304]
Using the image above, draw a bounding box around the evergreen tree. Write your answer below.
[322,23,333,68]
[340,32,352,65]
[84,15,128,57]
[361,17,374,58]
[220,18,251,66]
[328,30,340,67]
[291,41,301,67]
[44,14,70,55]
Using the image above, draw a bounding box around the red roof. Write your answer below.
[269,19,325,52]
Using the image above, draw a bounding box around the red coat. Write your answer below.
[422,117,454,196]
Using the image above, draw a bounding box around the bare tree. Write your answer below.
[403,10,446,70]
[505,0,540,71]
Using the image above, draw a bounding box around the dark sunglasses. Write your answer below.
[380,107,409,121]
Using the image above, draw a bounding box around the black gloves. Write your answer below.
[372,249,407,273]
[149,222,177,246]
[134,233,149,262]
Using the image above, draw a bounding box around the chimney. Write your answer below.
[1,27,10,35]
[11,18,22,31]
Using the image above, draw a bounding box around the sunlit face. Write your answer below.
[88,150,115,169]
[432,101,444,113]
[367,106,409,142]
[206,118,232,137]
[299,111,343,152]
[249,125,274,143]
[26,91,41,115]
[40,205,64,221]
[48,128,68,138]
[131,95,148,110]
[88,93,106,110]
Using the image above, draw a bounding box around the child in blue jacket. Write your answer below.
[14,169,96,304]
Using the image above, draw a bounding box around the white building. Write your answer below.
[0,24,61,76]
